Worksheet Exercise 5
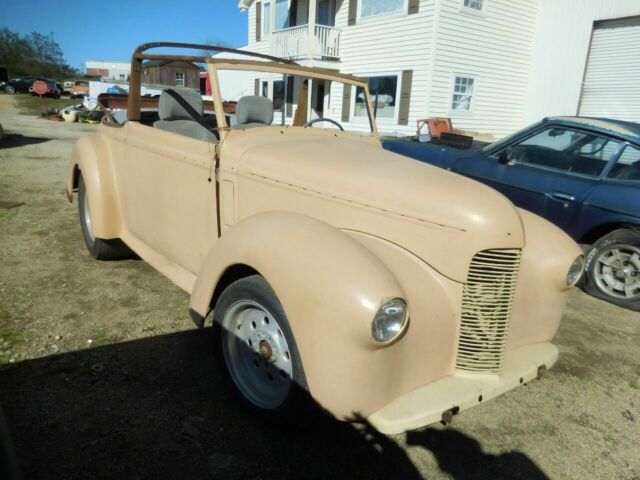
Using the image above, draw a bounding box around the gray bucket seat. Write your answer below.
[153,88,218,143]
[233,96,274,129]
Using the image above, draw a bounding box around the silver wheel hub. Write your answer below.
[594,245,640,300]
[221,300,293,409]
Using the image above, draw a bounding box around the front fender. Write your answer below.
[66,134,121,239]
[508,209,582,351]
[190,211,408,418]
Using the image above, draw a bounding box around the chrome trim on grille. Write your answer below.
[456,249,521,374]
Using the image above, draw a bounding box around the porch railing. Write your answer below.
[271,25,341,61]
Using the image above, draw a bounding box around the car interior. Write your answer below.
[146,88,275,142]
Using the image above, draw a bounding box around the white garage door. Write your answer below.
[579,17,640,122]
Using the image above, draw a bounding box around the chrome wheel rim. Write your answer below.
[593,244,640,300]
[221,300,293,409]
[83,189,95,242]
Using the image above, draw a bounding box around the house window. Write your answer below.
[175,72,185,87]
[463,0,484,11]
[263,2,271,36]
[275,0,289,30]
[354,75,398,119]
[119,74,125,79]
[273,80,285,111]
[451,76,475,112]
[359,0,404,18]
[261,80,269,97]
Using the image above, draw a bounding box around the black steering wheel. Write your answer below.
[303,117,344,131]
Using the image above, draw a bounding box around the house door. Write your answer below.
[317,0,335,26]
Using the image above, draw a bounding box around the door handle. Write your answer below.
[548,192,575,202]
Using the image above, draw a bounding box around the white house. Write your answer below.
[85,60,131,81]
[237,0,640,138]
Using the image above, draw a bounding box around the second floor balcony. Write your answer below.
[271,24,341,61]
[258,0,341,61]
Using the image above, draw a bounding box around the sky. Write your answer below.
[2,0,249,71]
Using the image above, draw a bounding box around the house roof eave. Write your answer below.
[238,0,254,10]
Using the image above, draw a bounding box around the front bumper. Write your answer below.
[367,342,558,434]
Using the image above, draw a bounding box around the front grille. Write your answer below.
[456,249,521,374]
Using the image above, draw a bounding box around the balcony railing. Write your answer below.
[271,25,341,61]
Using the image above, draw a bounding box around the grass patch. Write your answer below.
[12,94,82,117]
[0,329,22,364]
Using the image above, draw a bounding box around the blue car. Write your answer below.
[384,117,640,311]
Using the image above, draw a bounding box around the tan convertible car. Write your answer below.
[66,43,584,434]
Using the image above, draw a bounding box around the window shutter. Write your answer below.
[256,2,262,42]
[341,85,351,122]
[254,78,260,95]
[347,0,357,26]
[398,70,413,125]
[408,0,419,14]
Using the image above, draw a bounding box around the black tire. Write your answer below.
[4,85,15,95]
[212,275,311,422]
[583,228,640,311]
[78,174,132,260]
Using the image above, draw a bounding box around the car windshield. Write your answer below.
[214,65,375,135]
[482,121,544,153]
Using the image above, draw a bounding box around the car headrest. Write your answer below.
[236,96,274,126]
[159,88,204,121]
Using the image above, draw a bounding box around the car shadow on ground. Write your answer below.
[0,133,50,149]
[0,329,548,480]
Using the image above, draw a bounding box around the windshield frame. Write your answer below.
[207,60,378,137]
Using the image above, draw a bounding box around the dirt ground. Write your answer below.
[0,94,639,480]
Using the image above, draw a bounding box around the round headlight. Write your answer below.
[567,254,585,287]
[371,298,409,344]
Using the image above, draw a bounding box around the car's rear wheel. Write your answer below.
[583,228,640,311]
[78,174,132,260]
[4,85,15,95]
[213,275,309,420]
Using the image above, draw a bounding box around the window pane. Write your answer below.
[451,76,474,111]
[607,145,640,181]
[263,3,271,35]
[276,0,289,29]
[175,72,185,87]
[463,0,483,10]
[361,0,404,18]
[509,128,620,176]
[354,75,397,119]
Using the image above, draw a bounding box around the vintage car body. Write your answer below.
[66,43,583,434]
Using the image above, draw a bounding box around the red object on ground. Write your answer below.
[199,72,211,96]
[32,80,48,96]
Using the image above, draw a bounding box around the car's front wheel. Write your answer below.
[78,174,132,260]
[583,228,640,311]
[4,85,15,94]
[213,275,309,420]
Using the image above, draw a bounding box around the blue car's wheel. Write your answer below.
[584,228,640,311]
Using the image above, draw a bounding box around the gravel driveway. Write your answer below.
[0,96,639,479]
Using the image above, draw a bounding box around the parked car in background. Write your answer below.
[66,42,583,434]
[384,117,640,311]
[69,81,89,99]
[3,77,39,94]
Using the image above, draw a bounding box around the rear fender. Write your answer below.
[66,135,121,239]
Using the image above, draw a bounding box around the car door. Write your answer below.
[452,126,623,229]
[115,121,219,276]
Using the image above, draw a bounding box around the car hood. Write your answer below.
[229,130,525,283]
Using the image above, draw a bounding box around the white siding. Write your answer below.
[427,0,538,138]
[525,0,640,124]
[578,20,640,121]
[333,0,435,135]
